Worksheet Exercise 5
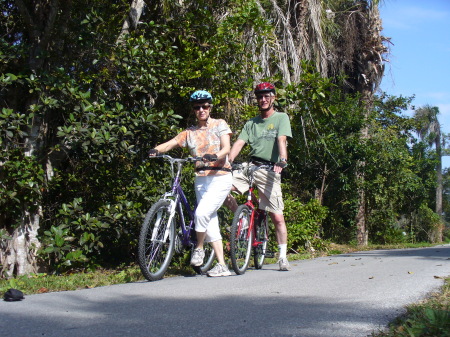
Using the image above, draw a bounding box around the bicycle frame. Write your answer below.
[157,155,199,248]
[237,164,271,246]
[229,162,272,275]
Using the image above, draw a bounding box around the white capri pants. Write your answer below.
[194,173,232,242]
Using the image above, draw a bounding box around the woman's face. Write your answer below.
[192,103,212,122]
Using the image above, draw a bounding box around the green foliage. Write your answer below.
[283,196,328,251]
[40,224,87,272]
[0,150,44,227]
[400,307,450,337]
[1,0,445,276]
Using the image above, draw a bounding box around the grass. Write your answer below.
[372,277,450,337]
[1,243,448,336]
[0,265,145,295]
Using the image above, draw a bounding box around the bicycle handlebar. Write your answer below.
[149,154,219,163]
[149,154,202,163]
[231,162,273,173]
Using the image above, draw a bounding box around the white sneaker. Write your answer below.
[190,248,205,266]
[278,257,291,271]
[207,263,231,277]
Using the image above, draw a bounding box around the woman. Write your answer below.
[149,90,232,277]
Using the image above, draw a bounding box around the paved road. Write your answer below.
[1,245,449,337]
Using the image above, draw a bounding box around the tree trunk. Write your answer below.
[0,0,62,276]
[314,163,327,206]
[2,208,42,276]
[434,136,443,242]
[116,0,146,44]
[352,3,385,246]
[355,127,368,246]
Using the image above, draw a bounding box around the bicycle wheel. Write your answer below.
[192,243,216,274]
[254,213,268,269]
[138,200,176,281]
[230,204,253,275]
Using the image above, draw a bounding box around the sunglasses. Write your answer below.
[193,104,211,111]
[256,94,274,100]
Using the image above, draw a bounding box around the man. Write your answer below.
[226,82,292,271]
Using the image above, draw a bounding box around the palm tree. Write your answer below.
[250,0,386,246]
[414,105,443,242]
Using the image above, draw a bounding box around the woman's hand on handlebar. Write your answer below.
[148,149,159,157]
[202,153,218,162]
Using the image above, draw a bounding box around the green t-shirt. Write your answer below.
[238,111,292,163]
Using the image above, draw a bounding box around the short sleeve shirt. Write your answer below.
[174,118,232,176]
[238,112,292,163]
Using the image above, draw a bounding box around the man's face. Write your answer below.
[192,103,211,121]
[256,93,275,110]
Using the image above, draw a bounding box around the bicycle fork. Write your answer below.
[151,198,177,243]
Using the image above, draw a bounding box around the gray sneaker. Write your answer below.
[207,263,231,277]
[190,248,205,266]
[278,257,291,271]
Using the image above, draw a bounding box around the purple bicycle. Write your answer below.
[138,155,215,281]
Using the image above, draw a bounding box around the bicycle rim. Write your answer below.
[254,215,268,269]
[230,205,253,275]
[138,200,176,281]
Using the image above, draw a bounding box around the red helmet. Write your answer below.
[254,82,276,95]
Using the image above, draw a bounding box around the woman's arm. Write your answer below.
[215,134,231,160]
[153,138,179,154]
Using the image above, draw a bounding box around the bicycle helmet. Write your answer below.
[254,82,276,95]
[190,90,213,103]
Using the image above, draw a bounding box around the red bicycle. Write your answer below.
[229,162,272,275]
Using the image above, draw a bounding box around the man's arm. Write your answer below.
[274,135,288,173]
[229,138,246,163]
[277,135,288,161]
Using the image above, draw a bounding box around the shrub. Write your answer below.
[283,196,328,252]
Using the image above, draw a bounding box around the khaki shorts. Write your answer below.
[232,163,284,214]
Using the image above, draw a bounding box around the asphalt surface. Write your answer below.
[1,244,449,337]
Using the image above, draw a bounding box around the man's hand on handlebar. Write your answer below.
[274,161,287,174]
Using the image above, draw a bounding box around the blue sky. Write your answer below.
[379,0,450,168]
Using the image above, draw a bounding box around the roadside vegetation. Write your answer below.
[373,277,449,337]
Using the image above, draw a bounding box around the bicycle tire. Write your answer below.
[230,204,253,275]
[138,200,176,281]
[192,243,216,274]
[254,213,268,269]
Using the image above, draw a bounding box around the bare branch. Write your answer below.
[117,0,146,45]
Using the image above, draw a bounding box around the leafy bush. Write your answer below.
[283,196,328,251]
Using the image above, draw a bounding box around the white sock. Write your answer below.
[278,244,287,259]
